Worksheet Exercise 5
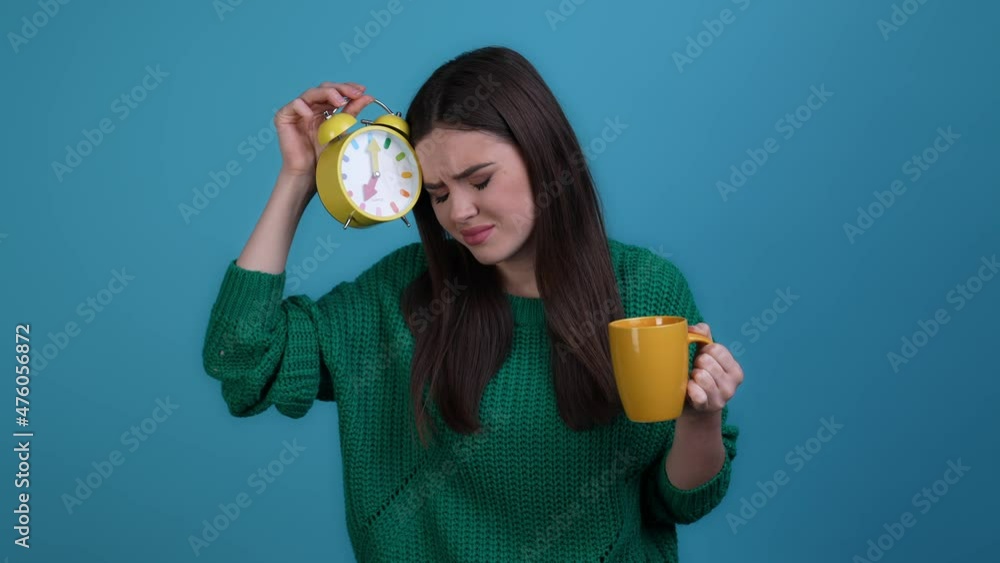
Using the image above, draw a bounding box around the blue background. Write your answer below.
[2,0,997,561]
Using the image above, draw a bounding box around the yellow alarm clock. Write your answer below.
[315,98,422,229]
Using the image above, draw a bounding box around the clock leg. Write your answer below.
[400,215,411,228]
[343,212,354,230]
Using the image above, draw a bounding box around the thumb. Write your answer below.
[689,322,712,338]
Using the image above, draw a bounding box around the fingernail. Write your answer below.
[353,89,363,95]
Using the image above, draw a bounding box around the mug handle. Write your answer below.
[687,328,713,346]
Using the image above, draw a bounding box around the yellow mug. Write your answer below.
[608,316,712,423]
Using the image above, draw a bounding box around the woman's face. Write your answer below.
[415,129,537,266]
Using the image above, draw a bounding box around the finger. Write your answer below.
[320,81,365,92]
[297,100,345,122]
[295,85,350,107]
[689,322,712,339]
[319,82,366,105]
[696,351,736,399]
[691,368,723,410]
[694,351,726,379]
[687,379,709,410]
[275,85,364,124]
[275,96,315,124]
[335,81,366,94]
[704,343,744,386]
[341,94,376,117]
[286,85,360,116]
[311,87,374,116]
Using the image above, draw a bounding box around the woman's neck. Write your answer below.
[496,240,539,298]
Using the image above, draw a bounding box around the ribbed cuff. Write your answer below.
[213,260,286,322]
[657,454,732,522]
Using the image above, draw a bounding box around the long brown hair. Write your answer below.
[401,46,624,446]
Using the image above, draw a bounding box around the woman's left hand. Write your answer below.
[683,323,744,419]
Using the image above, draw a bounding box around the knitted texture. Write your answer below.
[202,239,739,562]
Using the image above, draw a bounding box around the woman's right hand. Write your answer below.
[273,82,376,193]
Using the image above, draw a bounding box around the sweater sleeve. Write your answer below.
[630,247,740,525]
[200,243,424,419]
[644,407,739,524]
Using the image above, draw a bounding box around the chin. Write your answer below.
[458,235,517,265]
[463,244,505,266]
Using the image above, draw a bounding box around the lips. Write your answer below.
[459,225,493,237]
[459,225,494,246]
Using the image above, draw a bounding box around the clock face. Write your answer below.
[340,128,420,218]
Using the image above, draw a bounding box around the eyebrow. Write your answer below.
[423,162,495,191]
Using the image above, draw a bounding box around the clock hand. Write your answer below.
[366,137,381,177]
[362,174,380,202]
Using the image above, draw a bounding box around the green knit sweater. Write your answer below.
[202,239,738,562]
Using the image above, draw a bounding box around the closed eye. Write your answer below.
[430,177,491,204]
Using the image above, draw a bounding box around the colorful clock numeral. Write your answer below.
[339,131,417,219]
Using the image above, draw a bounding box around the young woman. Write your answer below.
[202,46,744,562]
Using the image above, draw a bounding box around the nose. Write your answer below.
[448,187,478,225]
